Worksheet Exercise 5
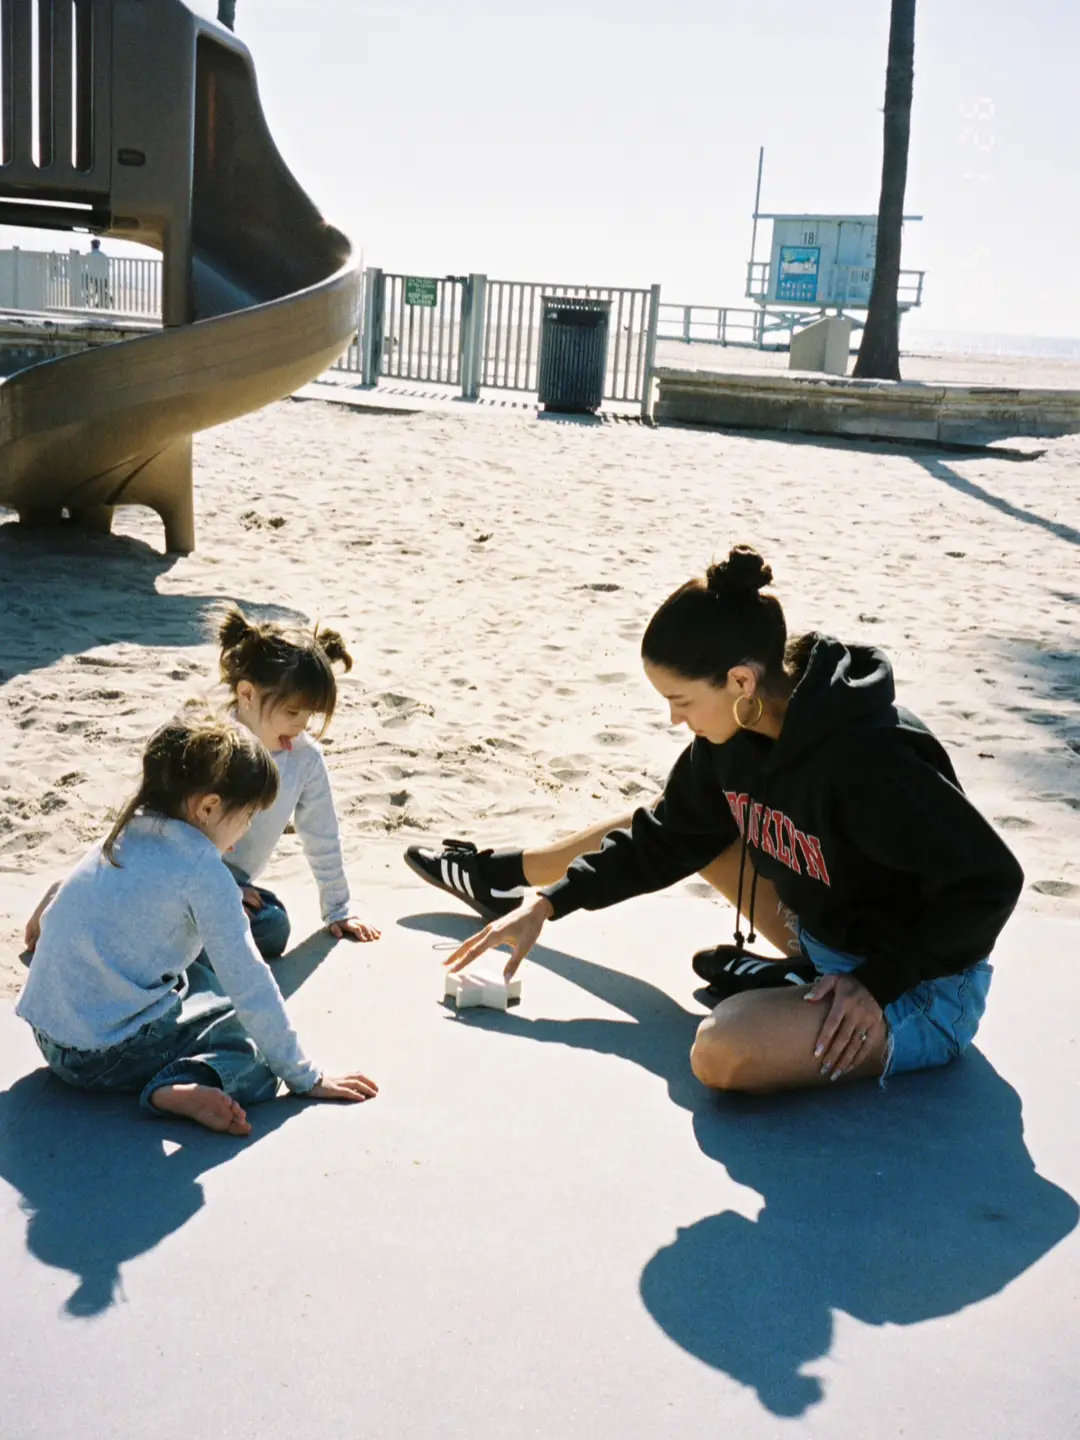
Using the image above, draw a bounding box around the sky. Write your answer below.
[2,0,1075,338]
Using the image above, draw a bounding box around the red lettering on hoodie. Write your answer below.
[724,791,749,836]
[724,792,829,887]
[773,811,794,867]
[781,815,802,875]
[795,830,832,886]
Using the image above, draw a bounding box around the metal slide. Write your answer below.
[0,0,359,551]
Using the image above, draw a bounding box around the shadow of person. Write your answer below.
[0,521,307,682]
[642,1058,1079,1416]
[273,926,338,1000]
[0,1069,303,1318]
[400,910,1079,1417]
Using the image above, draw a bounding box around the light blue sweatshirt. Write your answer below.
[225,730,351,924]
[16,814,320,1093]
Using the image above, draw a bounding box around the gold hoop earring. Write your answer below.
[733,693,763,730]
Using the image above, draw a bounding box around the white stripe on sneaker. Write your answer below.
[460,868,475,899]
[490,885,528,899]
[441,858,453,890]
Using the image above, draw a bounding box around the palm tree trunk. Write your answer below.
[217,0,236,30]
[853,0,916,380]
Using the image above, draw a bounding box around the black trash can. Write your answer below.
[538,296,611,414]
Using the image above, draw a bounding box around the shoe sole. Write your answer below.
[403,850,512,923]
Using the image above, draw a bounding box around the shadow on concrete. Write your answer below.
[272,926,338,1000]
[0,921,336,1319]
[0,520,305,681]
[913,453,1080,548]
[401,910,1079,1418]
[0,1071,303,1318]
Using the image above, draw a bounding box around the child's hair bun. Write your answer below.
[315,627,354,673]
[218,605,257,651]
[706,546,773,597]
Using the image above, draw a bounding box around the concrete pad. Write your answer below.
[1,878,1077,1439]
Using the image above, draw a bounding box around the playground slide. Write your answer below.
[0,14,360,552]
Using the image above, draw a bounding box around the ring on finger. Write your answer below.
[858,1029,869,1045]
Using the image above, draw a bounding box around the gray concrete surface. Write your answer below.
[1,878,1077,1439]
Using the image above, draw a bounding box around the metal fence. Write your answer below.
[0,247,162,317]
[336,270,662,415]
[657,303,773,349]
[746,260,926,312]
[481,279,659,406]
[379,272,465,386]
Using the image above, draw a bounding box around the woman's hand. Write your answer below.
[330,917,381,943]
[23,882,61,955]
[804,973,884,1079]
[309,1071,379,1101]
[444,894,554,980]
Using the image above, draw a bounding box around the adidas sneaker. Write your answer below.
[692,943,818,1002]
[403,839,526,921]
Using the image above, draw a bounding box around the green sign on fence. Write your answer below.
[405,276,438,307]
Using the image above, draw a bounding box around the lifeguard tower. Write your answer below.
[742,151,924,370]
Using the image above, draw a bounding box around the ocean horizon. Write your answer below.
[902,328,1080,363]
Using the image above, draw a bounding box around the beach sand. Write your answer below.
[2,390,1078,997]
[655,338,1080,391]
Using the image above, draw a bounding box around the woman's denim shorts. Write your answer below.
[800,930,992,1080]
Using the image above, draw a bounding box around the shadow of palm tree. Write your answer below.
[914,453,1080,547]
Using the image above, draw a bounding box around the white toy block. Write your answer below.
[443,970,521,1011]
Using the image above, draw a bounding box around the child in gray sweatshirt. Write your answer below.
[17,718,378,1136]
[213,606,380,959]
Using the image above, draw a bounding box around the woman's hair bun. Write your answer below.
[706,545,773,597]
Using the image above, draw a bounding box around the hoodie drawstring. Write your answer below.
[733,783,768,952]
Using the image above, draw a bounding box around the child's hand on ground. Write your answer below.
[330,917,381,942]
[23,882,61,954]
[309,1071,379,1102]
[240,885,264,913]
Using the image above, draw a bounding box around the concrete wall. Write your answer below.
[653,367,1080,445]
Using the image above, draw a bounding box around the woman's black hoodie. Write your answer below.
[540,637,1024,1009]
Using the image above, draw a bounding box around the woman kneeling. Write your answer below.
[437,546,1024,1094]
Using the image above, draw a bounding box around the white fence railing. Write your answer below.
[334,269,661,414]
[1,247,162,318]
[481,279,659,404]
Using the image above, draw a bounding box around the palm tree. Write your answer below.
[853,0,916,381]
[217,0,236,29]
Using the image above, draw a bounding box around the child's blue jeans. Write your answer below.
[241,883,291,960]
[32,961,279,1116]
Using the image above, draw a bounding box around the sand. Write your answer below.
[656,338,1080,391]
[2,388,1078,997]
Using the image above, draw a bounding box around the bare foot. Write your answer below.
[150,1083,251,1136]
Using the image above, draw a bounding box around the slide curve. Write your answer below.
[0,6,360,551]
